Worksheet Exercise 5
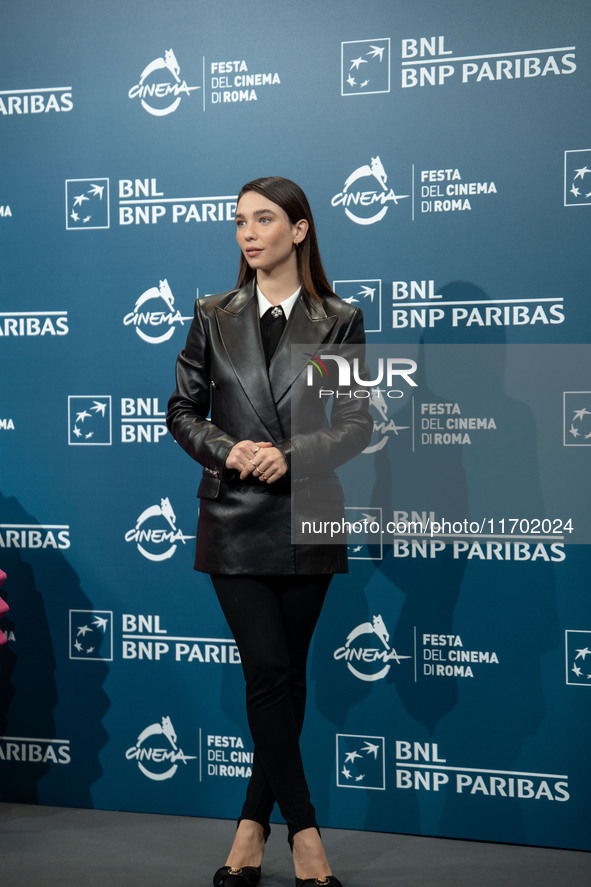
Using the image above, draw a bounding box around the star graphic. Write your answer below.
[343,296,359,304]
[350,56,368,70]
[342,766,351,779]
[85,431,94,439]
[575,647,590,660]
[362,741,380,759]
[73,426,82,438]
[76,410,91,422]
[572,664,582,676]
[74,640,83,652]
[347,75,356,87]
[573,166,590,180]
[569,424,580,438]
[573,408,591,421]
[368,45,385,61]
[83,215,92,223]
[93,616,108,631]
[89,184,104,198]
[92,401,107,416]
[360,80,370,88]
[355,774,365,782]
[344,751,362,763]
[70,210,79,222]
[359,286,376,302]
[73,193,89,207]
[570,185,580,197]
[77,625,92,636]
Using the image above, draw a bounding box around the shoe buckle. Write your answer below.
[315,880,330,886]
[228,867,243,875]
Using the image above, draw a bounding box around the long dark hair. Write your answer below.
[235,176,337,302]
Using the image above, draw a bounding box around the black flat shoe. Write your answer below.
[213,865,262,887]
[295,878,343,887]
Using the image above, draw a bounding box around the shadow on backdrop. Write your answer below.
[0,493,110,807]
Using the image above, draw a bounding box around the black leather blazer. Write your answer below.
[167,280,372,574]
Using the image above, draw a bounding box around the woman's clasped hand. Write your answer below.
[225,440,287,483]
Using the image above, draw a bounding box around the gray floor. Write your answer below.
[0,803,589,887]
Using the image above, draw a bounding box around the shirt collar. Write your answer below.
[256,285,301,320]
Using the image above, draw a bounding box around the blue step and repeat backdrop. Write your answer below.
[1,0,590,852]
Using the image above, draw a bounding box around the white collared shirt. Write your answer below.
[256,285,301,320]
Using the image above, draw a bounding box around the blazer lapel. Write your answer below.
[214,281,284,440]
[269,294,337,405]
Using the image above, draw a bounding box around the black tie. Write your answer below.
[260,305,286,367]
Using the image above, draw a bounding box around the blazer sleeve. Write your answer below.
[166,298,238,475]
[275,306,374,476]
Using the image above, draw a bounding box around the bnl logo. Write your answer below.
[65,179,110,229]
[336,734,386,790]
[565,630,591,686]
[69,611,113,661]
[564,150,591,207]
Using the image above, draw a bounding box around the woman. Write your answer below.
[167,177,372,887]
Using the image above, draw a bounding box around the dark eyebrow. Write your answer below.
[235,208,277,220]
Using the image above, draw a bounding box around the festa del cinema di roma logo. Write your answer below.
[126,716,196,781]
[128,49,200,116]
[123,279,193,344]
[124,498,195,562]
[331,156,409,225]
[334,615,411,682]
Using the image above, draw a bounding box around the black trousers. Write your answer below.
[211,574,331,842]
